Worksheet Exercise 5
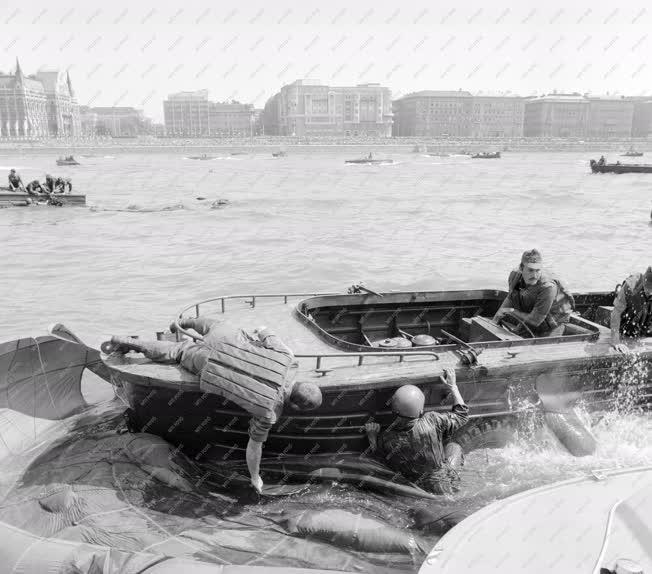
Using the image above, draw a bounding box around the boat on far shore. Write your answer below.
[590,159,652,174]
[56,155,80,166]
[272,151,287,157]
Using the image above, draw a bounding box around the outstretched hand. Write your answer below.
[439,367,457,388]
[251,475,263,494]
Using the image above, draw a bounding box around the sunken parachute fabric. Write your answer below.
[200,331,295,420]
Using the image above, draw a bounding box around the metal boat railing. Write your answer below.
[177,292,339,320]
[294,351,439,373]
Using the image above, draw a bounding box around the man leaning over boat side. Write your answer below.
[493,249,575,338]
[610,266,652,354]
[364,368,469,495]
[104,318,322,493]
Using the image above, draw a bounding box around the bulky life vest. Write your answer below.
[619,273,652,338]
[199,330,295,420]
[508,269,575,331]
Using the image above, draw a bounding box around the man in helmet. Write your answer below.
[365,367,469,494]
[103,317,322,494]
[493,249,575,337]
[610,266,652,354]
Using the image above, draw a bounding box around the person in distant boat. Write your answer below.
[610,266,652,354]
[493,249,575,337]
[53,177,72,193]
[8,169,25,191]
[103,317,322,494]
[598,156,606,166]
[368,152,373,159]
[365,367,468,495]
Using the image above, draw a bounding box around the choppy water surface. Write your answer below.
[0,149,650,572]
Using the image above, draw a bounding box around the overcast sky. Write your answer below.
[2,0,650,122]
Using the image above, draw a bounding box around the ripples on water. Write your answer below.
[0,149,650,571]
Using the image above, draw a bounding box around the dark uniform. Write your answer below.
[503,269,575,337]
[8,171,23,190]
[377,403,469,494]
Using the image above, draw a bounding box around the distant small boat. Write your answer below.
[272,151,287,157]
[427,153,450,157]
[622,148,644,157]
[590,159,652,174]
[56,156,80,166]
[188,154,216,160]
[471,152,501,159]
[230,152,247,156]
[345,155,393,164]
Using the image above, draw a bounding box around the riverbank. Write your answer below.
[0,136,649,155]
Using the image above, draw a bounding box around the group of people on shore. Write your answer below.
[7,169,73,199]
[102,249,651,496]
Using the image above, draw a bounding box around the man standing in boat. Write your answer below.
[104,318,323,493]
[610,266,652,354]
[493,249,575,337]
[364,367,468,494]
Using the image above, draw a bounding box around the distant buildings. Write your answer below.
[0,59,80,137]
[79,106,152,137]
[393,91,524,138]
[630,97,652,138]
[163,90,255,137]
[263,80,393,137]
[523,94,589,138]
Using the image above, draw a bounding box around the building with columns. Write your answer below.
[0,60,80,138]
[263,80,393,137]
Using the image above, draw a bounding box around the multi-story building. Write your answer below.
[90,107,148,137]
[585,96,634,139]
[263,80,393,137]
[523,94,590,138]
[629,97,652,138]
[163,91,255,137]
[392,91,474,137]
[471,95,525,138]
[0,60,79,137]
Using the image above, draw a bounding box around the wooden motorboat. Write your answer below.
[0,189,86,207]
[471,152,501,159]
[590,159,652,174]
[56,156,80,166]
[420,466,652,574]
[103,287,651,462]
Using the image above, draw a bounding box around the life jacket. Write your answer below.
[618,274,652,337]
[508,269,575,331]
[199,330,295,420]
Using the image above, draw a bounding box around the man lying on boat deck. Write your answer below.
[611,265,652,354]
[104,317,323,493]
[364,367,469,495]
[493,249,575,337]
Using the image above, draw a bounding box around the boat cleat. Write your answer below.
[314,369,333,377]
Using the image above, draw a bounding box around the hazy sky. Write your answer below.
[2,0,650,122]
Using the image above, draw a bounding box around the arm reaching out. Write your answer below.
[246,438,264,493]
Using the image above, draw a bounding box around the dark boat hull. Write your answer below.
[591,161,652,174]
[0,191,86,207]
[471,153,501,159]
[345,159,393,164]
[105,289,652,462]
[56,160,80,166]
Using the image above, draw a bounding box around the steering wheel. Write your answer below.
[497,313,536,339]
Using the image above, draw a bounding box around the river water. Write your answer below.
[0,149,651,572]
